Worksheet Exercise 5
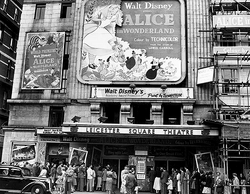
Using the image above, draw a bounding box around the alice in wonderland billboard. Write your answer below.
[78,0,186,84]
[22,32,65,89]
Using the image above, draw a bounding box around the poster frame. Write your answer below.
[194,152,214,173]
[69,148,88,165]
[91,147,102,166]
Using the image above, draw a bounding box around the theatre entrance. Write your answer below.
[103,158,128,188]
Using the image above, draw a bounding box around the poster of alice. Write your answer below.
[22,32,65,89]
[78,0,186,83]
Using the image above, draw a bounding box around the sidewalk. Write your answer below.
[55,191,151,194]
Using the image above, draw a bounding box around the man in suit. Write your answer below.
[160,167,169,194]
[148,167,156,193]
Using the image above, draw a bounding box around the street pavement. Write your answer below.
[52,190,151,194]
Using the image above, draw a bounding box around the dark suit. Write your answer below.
[148,169,156,193]
[161,170,169,194]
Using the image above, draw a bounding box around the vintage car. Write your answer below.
[0,165,51,194]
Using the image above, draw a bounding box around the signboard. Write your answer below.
[78,0,186,84]
[197,66,214,85]
[91,87,193,98]
[22,32,65,89]
[12,143,36,164]
[213,15,250,28]
[195,152,214,173]
[214,46,250,54]
[62,125,219,136]
[37,128,63,135]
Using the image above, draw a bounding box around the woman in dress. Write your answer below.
[106,167,113,194]
[176,170,181,194]
[153,167,161,194]
[96,166,103,191]
[120,170,129,194]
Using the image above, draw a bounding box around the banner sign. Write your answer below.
[22,32,65,89]
[91,87,193,98]
[78,0,186,84]
[62,126,219,136]
[214,46,250,54]
[213,15,250,28]
[197,66,214,85]
[37,128,63,135]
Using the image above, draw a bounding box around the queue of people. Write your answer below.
[147,166,250,194]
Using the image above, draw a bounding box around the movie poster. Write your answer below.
[12,143,36,165]
[195,152,214,173]
[78,0,186,84]
[69,148,88,165]
[22,32,65,89]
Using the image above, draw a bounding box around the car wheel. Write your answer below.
[31,185,44,194]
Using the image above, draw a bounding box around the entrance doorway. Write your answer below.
[103,158,128,188]
[168,161,185,172]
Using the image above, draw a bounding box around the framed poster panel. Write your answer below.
[69,148,88,165]
[195,152,214,173]
[12,142,36,165]
[78,0,186,85]
[91,147,102,166]
[22,32,65,89]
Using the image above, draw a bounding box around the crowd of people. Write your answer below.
[148,167,250,194]
[2,161,250,194]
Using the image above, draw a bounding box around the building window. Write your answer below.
[48,107,64,127]
[0,24,4,42]
[60,3,72,18]
[163,104,181,125]
[2,91,8,110]
[132,103,151,124]
[221,69,238,94]
[102,103,120,123]
[9,37,13,50]
[34,4,46,19]
[14,8,18,22]
[3,0,8,11]
[53,31,70,94]
[6,60,12,80]
[220,32,236,47]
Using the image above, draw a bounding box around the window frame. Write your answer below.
[34,4,46,20]
[3,0,8,12]
[60,3,72,18]
[14,8,18,22]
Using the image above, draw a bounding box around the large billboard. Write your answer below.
[78,0,186,84]
[22,32,65,89]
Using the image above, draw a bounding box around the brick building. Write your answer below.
[2,0,250,188]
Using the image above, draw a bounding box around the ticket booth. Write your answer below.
[128,155,154,191]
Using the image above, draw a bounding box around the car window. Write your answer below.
[9,169,22,177]
[0,168,9,175]
[21,168,31,176]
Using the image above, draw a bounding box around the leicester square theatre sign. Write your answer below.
[77,0,186,84]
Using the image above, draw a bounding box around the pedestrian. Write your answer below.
[166,176,173,194]
[102,166,108,192]
[112,168,118,194]
[214,172,224,194]
[246,171,250,194]
[50,163,57,190]
[39,166,48,178]
[148,167,156,193]
[65,165,74,194]
[87,165,94,192]
[120,169,129,194]
[232,173,240,194]
[176,170,181,194]
[77,163,86,192]
[160,167,169,194]
[153,167,161,194]
[96,166,103,191]
[125,170,136,194]
[202,172,212,194]
[106,167,113,194]
[184,167,190,194]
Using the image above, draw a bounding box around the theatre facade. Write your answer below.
[1,0,222,187]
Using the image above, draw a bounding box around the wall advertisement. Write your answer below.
[22,32,65,89]
[11,143,36,165]
[78,0,186,84]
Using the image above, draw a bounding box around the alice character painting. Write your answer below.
[82,2,123,68]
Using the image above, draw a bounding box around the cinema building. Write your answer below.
[3,0,250,188]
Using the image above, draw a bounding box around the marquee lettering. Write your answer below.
[123,14,174,26]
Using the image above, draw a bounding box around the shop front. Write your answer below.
[36,124,220,190]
